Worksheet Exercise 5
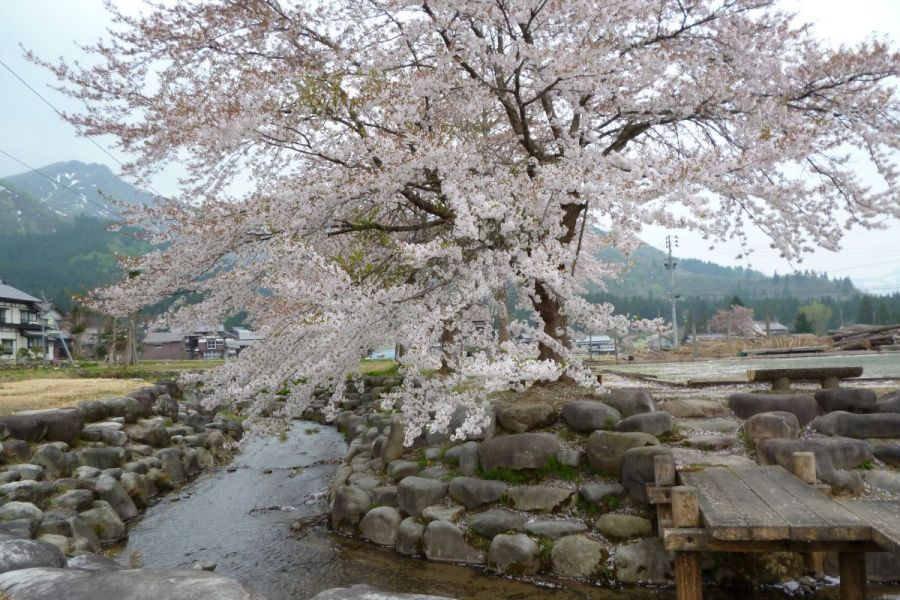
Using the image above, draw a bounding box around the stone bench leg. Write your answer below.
[839,552,866,600]
[821,376,840,389]
[772,377,792,392]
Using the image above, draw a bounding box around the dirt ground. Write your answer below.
[0,378,151,414]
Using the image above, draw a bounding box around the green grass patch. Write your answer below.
[478,455,585,484]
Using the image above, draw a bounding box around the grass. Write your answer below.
[0,378,151,414]
[479,456,585,484]
[0,359,222,384]
[358,360,399,377]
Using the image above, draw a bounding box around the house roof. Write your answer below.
[143,330,185,344]
[0,280,40,304]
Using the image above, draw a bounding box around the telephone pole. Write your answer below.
[664,235,680,347]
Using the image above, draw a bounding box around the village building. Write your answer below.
[0,278,70,361]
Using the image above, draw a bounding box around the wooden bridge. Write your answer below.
[648,453,900,600]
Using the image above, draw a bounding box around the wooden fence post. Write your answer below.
[672,486,702,600]
[838,552,866,600]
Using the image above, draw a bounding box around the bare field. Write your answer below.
[0,378,151,414]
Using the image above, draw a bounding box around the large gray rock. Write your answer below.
[457,442,479,477]
[614,538,673,584]
[621,446,674,504]
[76,400,107,423]
[153,394,179,420]
[615,411,673,437]
[0,540,65,574]
[659,399,730,418]
[495,403,558,433]
[77,447,125,470]
[524,520,588,539]
[17,409,83,445]
[310,584,453,600]
[598,389,656,418]
[360,506,402,546]
[0,503,42,530]
[0,567,261,600]
[466,509,528,539]
[478,433,560,471]
[873,444,900,467]
[66,553,124,572]
[95,474,139,521]
[381,419,405,463]
[728,393,821,425]
[877,391,900,414]
[561,401,621,432]
[580,482,627,506]
[743,411,800,448]
[30,445,76,479]
[330,485,372,532]
[815,388,877,414]
[422,520,485,565]
[396,477,447,517]
[0,415,47,443]
[54,489,94,512]
[79,500,126,542]
[387,461,420,483]
[506,486,573,512]
[448,477,507,510]
[812,411,900,439]
[488,533,540,574]
[395,517,425,556]
[585,430,658,476]
[595,514,652,540]
[127,425,171,448]
[757,437,870,495]
[81,423,127,446]
[862,470,900,495]
[551,534,609,579]
[155,448,187,483]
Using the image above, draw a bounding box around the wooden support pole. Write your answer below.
[838,552,867,600]
[822,375,840,389]
[654,454,676,487]
[792,452,817,484]
[672,486,702,600]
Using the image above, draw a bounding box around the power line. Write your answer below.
[0,58,168,201]
[0,148,116,218]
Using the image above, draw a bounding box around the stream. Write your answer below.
[119,421,865,600]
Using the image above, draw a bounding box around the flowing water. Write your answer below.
[120,422,873,600]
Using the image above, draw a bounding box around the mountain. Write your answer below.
[0,160,156,220]
[0,180,62,234]
[853,268,900,295]
[594,243,856,300]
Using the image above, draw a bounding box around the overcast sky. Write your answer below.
[1,0,899,292]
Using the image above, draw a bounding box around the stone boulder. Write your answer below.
[14,409,84,445]
[862,470,900,495]
[757,437,871,495]
[0,415,47,443]
[0,503,42,533]
[614,412,673,437]
[524,520,587,539]
[580,482,627,506]
[0,540,65,574]
[595,514,652,540]
[876,390,900,414]
[66,554,123,572]
[381,419,405,463]
[488,534,540,575]
[30,445,77,479]
[561,401,621,433]
[76,400,107,423]
[127,425,171,449]
[873,444,900,468]
[496,403,558,433]
[466,509,527,539]
[330,485,372,532]
[728,393,821,426]
[360,506,402,546]
[79,500,126,542]
[422,520,485,565]
[478,433,560,471]
[743,411,800,448]
[387,461,420,483]
[95,474,139,521]
[551,535,609,579]
[506,486,573,512]
[77,447,125,471]
[620,446,674,504]
[585,431,658,476]
[421,505,464,523]
[54,490,94,512]
[310,585,453,600]
[448,477,507,510]
[658,399,730,419]
[614,538,673,584]
[153,395,179,420]
[155,448,187,484]
[397,477,447,518]
[814,388,877,414]
[0,568,262,600]
[598,389,656,418]
[812,411,900,439]
[395,518,426,556]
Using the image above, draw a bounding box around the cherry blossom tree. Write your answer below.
[38,0,900,438]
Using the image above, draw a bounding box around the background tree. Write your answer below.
[857,295,875,324]
[794,311,813,334]
[799,302,833,336]
[39,0,900,438]
[708,305,756,337]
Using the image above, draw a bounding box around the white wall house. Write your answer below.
[0,279,62,361]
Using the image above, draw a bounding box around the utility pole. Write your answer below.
[664,235,680,347]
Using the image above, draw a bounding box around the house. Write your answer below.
[142,329,188,360]
[751,320,790,337]
[142,324,263,360]
[225,327,264,358]
[0,278,68,361]
[576,334,616,355]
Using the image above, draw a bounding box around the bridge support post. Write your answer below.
[672,486,702,600]
[838,552,866,600]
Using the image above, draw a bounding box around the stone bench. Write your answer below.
[747,367,863,392]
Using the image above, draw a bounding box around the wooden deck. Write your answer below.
[649,455,898,600]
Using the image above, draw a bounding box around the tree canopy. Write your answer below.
[40,0,900,439]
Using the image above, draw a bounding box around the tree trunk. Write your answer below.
[496,287,510,344]
[534,281,568,363]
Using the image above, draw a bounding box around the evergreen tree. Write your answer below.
[794,311,814,334]
[729,295,745,307]
[857,295,874,324]
[875,301,891,325]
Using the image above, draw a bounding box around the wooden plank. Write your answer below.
[700,467,790,541]
[747,366,862,382]
[836,500,900,550]
[754,467,871,542]
[731,465,829,542]
[663,529,882,553]
[679,469,751,541]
